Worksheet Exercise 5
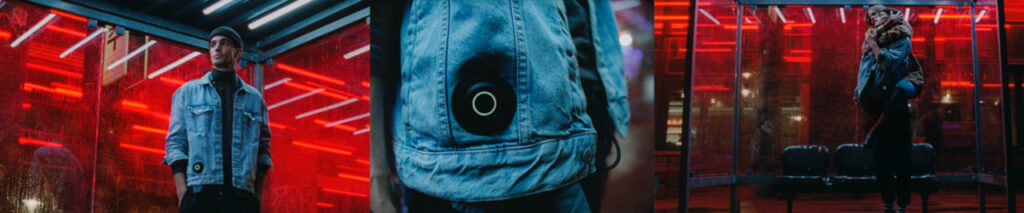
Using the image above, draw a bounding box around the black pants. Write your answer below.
[869,86,913,208]
[875,146,911,207]
[179,185,260,213]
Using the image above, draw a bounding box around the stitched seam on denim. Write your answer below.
[394,131,595,155]
[511,0,528,144]
[440,0,452,145]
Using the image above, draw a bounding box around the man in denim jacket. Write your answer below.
[371,0,629,212]
[163,26,272,212]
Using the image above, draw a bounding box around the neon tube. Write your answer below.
[295,98,359,119]
[149,51,201,79]
[106,40,157,70]
[248,0,313,29]
[11,14,56,48]
[61,28,106,58]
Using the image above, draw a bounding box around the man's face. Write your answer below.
[209,35,239,71]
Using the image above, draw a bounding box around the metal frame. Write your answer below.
[21,0,260,62]
[21,0,368,64]
[257,6,368,61]
[996,0,1018,212]
[676,0,1018,212]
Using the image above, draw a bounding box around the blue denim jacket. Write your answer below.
[855,37,911,102]
[163,71,272,193]
[393,0,628,202]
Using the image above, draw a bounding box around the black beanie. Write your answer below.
[210,26,243,50]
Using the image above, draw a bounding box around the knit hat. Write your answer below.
[210,26,243,50]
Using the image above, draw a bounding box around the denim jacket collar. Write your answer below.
[195,69,255,95]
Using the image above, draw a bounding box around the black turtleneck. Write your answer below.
[210,69,238,187]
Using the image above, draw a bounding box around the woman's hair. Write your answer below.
[865,5,900,26]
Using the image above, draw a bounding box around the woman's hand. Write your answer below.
[863,28,877,53]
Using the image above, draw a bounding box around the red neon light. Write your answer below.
[19,137,63,147]
[790,50,812,54]
[356,159,370,165]
[159,77,186,86]
[693,85,729,91]
[360,81,370,88]
[723,25,758,30]
[934,37,971,42]
[314,119,358,132]
[132,125,169,135]
[338,173,370,182]
[654,16,690,20]
[322,188,369,198]
[275,63,348,86]
[304,81,364,100]
[268,122,293,130]
[26,63,83,78]
[940,81,1009,88]
[50,9,88,22]
[653,1,709,6]
[119,143,165,155]
[49,82,78,90]
[702,41,735,45]
[784,56,811,63]
[918,14,979,19]
[283,81,349,100]
[316,203,334,208]
[911,38,925,42]
[292,141,353,155]
[22,103,31,109]
[0,31,10,39]
[22,83,83,98]
[45,25,86,37]
[694,48,732,52]
[122,100,149,109]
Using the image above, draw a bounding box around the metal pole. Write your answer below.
[731,3,744,213]
[995,0,1017,211]
[682,0,700,212]
[969,3,987,212]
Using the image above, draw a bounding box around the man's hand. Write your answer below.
[173,172,187,206]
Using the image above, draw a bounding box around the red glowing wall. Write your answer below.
[0,1,369,212]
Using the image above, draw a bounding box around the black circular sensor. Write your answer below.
[452,75,515,135]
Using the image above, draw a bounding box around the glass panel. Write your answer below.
[1,1,369,212]
[689,0,738,178]
[0,1,98,211]
[737,4,983,178]
[262,22,370,212]
[654,0,691,212]
[1007,0,1024,65]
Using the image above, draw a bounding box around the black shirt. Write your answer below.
[210,69,238,187]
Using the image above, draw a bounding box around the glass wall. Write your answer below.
[0,1,98,211]
[261,22,370,212]
[656,0,1020,212]
[0,1,369,212]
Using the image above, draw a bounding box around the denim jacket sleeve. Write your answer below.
[257,103,273,168]
[163,86,189,166]
[876,38,910,73]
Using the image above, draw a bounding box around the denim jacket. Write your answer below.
[393,0,628,202]
[855,37,912,110]
[163,71,272,193]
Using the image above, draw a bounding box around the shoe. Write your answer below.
[884,204,896,213]
[896,206,907,213]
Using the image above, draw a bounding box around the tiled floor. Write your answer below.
[657,183,1023,212]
